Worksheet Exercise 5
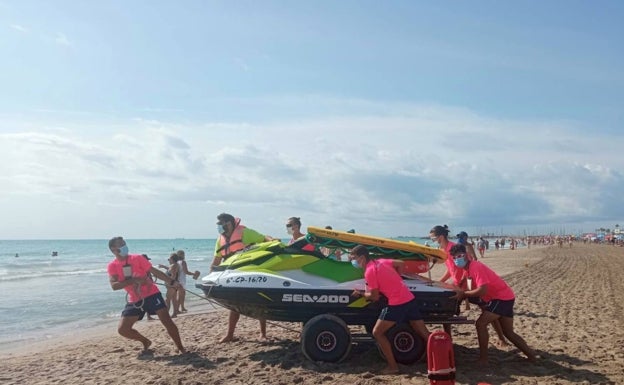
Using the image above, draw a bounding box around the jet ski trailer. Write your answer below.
[197,228,463,363]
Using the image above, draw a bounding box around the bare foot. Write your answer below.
[142,339,153,351]
[495,339,510,348]
[219,335,237,343]
[380,366,400,375]
[171,313,178,318]
[180,309,188,313]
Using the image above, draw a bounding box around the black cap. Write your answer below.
[456,231,468,238]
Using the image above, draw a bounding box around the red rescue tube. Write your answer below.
[427,330,455,385]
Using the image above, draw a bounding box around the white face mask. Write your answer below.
[217,224,225,234]
[287,227,294,235]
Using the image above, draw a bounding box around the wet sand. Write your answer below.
[1,243,623,384]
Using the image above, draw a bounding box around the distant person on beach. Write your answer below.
[477,237,487,259]
[449,243,536,364]
[107,236,185,353]
[158,253,181,318]
[349,245,430,374]
[212,213,273,343]
[175,249,200,314]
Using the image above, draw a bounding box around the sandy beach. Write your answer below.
[2,243,623,385]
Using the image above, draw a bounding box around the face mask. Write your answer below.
[458,238,466,245]
[453,256,467,268]
[217,224,225,234]
[118,245,129,257]
[287,227,294,235]
[351,259,360,268]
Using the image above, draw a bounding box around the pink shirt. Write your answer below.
[466,261,515,302]
[443,241,467,286]
[107,254,160,303]
[364,259,414,306]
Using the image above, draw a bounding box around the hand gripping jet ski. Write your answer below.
[197,226,460,363]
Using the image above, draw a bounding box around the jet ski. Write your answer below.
[197,228,460,363]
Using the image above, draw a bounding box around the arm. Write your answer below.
[391,259,406,275]
[363,287,380,302]
[453,284,488,300]
[352,287,380,302]
[467,244,478,260]
[181,260,193,275]
[150,266,177,285]
[210,255,223,273]
[109,274,146,291]
[440,269,451,283]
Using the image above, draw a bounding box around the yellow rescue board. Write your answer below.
[307,226,447,263]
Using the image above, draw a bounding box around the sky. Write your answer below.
[1,1,623,240]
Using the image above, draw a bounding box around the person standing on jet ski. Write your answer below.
[211,213,274,343]
[349,245,431,374]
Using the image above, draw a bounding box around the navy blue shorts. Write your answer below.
[121,292,167,320]
[379,298,423,322]
[483,298,515,318]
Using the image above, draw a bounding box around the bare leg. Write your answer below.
[178,289,187,312]
[220,310,240,343]
[498,316,536,361]
[155,307,186,353]
[491,319,509,347]
[117,315,152,351]
[443,323,452,340]
[409,319,430,344]
[475,311,500,364]
[168,288,179,317]
[259,318,267,339]
[372,319,399,374]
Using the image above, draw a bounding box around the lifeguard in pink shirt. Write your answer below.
[449,243,537,365]
[107,236,186,354]
[349,245,430,375]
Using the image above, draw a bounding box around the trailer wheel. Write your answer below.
[301,314,352,363]
[383,323,426,364]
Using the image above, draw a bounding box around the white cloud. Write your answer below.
[10,24,28,33]
[54,32,71,46]
[0,102,622,239]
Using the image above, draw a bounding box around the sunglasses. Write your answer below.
[452,253,467,259]
[286,224,293,228]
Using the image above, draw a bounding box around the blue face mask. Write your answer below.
[118,245,129,257]
[351,259,360,268]
[217,224,225,234]
[458,237,466,245]
[453,256,467,268]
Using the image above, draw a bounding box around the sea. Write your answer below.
[0,238,220,352]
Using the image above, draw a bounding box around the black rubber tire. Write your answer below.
[384,323,426,364]
[301,314,352,363]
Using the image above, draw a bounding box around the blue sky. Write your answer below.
[1,1,623,239]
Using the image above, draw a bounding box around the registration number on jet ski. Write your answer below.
[226,276,268,284]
